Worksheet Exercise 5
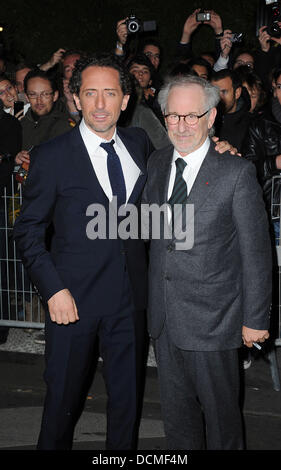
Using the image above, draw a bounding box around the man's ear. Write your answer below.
[121,94,130,111]
[235,86,242,101]
[73,94,82,111]
[208,107,217,130]
[53,90,59,102]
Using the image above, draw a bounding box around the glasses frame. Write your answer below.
[0,85,15,96]
[26,91,55,100]
[164,109,210,125]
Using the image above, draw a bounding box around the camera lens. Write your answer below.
[128,21,139,33]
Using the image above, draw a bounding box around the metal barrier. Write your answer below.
[0,171,44,329]
[271,176,281,346]
[1,171,281,340]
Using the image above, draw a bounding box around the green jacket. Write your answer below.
[21,102,75,150]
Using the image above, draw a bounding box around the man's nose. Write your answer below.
[178,117,188,132]
[96,93,105,108]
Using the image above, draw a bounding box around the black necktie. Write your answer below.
[168,158,188,232]
[100,139,126,209]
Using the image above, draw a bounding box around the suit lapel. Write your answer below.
[158,144,174,205]
[70,126,109,204]
[117,128,148,205]
[187,142,220,211]
[171,141,221,241]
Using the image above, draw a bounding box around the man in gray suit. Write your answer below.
[142,74,272,450]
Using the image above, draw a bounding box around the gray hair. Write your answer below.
[158,74,220,114]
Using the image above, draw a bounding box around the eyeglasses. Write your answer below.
[26,91,54,100]
[0,85,15,97]
[144,52,160,60]
[164,109,210,125]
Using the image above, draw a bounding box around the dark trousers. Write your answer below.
[155,324,244,450]
[37,277,143,450]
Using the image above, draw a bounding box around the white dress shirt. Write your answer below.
[79,118,141,203]
[167,137,210,222]
[168,137,210,199]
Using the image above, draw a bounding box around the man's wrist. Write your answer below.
[180,33,191,44]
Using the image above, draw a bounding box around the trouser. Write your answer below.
[37,278,142,450]
[155,324,244,450]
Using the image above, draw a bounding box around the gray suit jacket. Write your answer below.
[143,141,272,351]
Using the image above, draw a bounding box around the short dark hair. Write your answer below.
[187,57,213,80]
[211,69,242,92]
[272,67,281,83]
[24,69,58,93]
[62,49,83,61]
[15,62,34,72]
[0,73,12,84]
[138,37,162,56]
[127,53,155,76]
[69,53,132,96]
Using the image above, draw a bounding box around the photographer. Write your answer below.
[114,17,163,91]
[127,53,165,127]
[255,25,281,92]
[211,68,252,152]
[242,67,281,222]
[175,9,224,64]
[0,73,30,118]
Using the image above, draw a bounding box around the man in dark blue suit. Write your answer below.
[13,53,153,450]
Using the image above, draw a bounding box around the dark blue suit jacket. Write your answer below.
[14,125,153,317]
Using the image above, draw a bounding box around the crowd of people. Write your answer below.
[0,9,280,451]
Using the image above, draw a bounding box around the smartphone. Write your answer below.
[196,12,211,22]
[14,100,24,115]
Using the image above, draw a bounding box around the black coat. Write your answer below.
[241,105,281,210]
[0,112,22,195]
[214,92,252,152]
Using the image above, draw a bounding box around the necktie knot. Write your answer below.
[100,139,126,208]
[100,139,115,152]
[175,157,187,174]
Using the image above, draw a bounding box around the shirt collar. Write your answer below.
[172,136,210,168]
[79,118,118,153]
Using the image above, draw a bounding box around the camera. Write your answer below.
[230,32,243,43]
[14,101,24,115]
[265,1,281,38]
[126,15,141,33]
[125,14,157,34]
[196,11,211,22]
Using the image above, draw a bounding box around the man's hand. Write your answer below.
[180,9,201,43]
[206,10,223,35]
[258,26,271,52]
[212,136,240,155]
[116,18,129,45]
[220,29,233,59]
[242,326,269,348]
[47,288,79,325]
[15,150,30,165]
[276,154,281,169]
[40,48,66,71]
[143,87,155,100]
